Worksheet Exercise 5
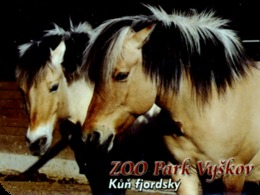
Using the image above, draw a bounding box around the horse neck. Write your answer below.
[156,64,260,133]
[156,77,199,123]
[66,77,94,125]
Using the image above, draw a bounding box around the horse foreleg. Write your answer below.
[222,174,245,195]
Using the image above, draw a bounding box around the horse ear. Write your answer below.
[50,41,66,68]
[132,24,155,49]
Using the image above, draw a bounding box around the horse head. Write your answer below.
[16,22,92,155]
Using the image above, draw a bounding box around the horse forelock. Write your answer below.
[16,62,49,91]
[104,27,131,81]
[16,39,55,89]
[17,21,93,88]
[82,15,154,87]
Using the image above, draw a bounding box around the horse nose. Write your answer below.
[83,131,114,152]
[26,136,48,156]
[89,131,100,143]
[82,131,99,143]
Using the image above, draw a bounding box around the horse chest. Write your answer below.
[166,84,260,161]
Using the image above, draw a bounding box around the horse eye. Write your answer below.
[50,83,59,93]
[114,72,129,81]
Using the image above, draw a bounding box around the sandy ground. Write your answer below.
[0,171,176,195]
[1,181,175,195]
[1,181,92,195]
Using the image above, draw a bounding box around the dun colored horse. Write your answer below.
[82,5,260,194]
[16,22,93,155]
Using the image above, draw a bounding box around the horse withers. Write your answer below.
[82,5,260,194]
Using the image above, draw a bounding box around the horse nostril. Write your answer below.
[84,131,101,150]
[29,136,48,156]
[90,131,100,143]
[83,131,114,153]
[25,136,31,145]
[39,136,48,146]
[102,134,114,151]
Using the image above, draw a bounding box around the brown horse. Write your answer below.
[82,5,260,194]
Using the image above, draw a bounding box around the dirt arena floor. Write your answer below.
[0,171,176,195]
[1,181,173,195]
[2,168,260,195]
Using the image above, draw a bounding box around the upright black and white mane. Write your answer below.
[16,21,93,87]
[83,5,255,102]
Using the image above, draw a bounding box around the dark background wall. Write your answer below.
[0,0,259,81]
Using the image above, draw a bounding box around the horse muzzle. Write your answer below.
[26,135,49,156]
[82,131,115,153]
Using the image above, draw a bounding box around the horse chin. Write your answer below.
[30,147,49,156]
[27,136,51,156]
[29,144,49,156]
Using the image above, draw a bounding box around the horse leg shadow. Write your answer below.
[4,132,69,182]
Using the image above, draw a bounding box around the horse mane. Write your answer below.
[83,5,255,103]
[82,14,155,85]
[16,21,93,88]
